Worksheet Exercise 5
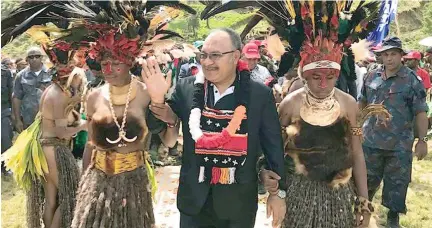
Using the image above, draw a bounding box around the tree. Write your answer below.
[1,0,38,58]
[389,0,430,51]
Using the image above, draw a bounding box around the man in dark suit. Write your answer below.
[143,28,286,228]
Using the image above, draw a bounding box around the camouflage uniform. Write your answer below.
[13,66,51,128]
[359,65,428,213]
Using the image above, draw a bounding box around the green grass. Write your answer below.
[2,143,432,228]
[1,175,26,228]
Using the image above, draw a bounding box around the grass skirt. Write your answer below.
[27,139,80,228]
[282,174,355,228]
[71,166,155,228]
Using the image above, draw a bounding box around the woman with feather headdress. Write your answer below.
[2,38,88,228]
[260,2,388,228]
[202,1,391,227]
[2,3,92,227]
[61,2,195,228]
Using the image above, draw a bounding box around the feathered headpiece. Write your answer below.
[43,41,77,79]
[2,1,196,65]
[59,1,195,64]
[201,0,381,79]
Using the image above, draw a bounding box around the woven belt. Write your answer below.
[40,138,71,147]
[92,150,145,175]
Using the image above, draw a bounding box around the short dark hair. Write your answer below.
[210,28,242,51]
[15,58,24,64]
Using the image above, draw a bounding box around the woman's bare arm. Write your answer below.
[346,97,369,199]
[81,90,98,172]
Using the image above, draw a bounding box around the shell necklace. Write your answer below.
[299,85,340,126]
[105,76,138,147]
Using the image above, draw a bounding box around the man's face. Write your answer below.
[16,61,28,72]
[3,61,14,70]
[26,54,43,69]
[405,59,418,69]
[200,32,240,83]
[244,57,259,70]
[381,49,403,71]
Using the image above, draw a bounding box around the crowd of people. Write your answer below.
[1,1,431,228]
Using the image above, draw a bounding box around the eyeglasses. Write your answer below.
[197,50,236,61]
[27,55,41,60]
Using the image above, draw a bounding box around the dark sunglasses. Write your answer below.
[197,50,236,61]
[27,55,42,60]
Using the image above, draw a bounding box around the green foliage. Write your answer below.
[422,2,432,35]
[2,34,37,59]
[397,0,421,13]
[1,0,21,19]
[168,3,269,42]
[1,0,38,59]
[388,0,431,51]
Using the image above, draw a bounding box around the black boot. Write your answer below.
[387,211,400,228]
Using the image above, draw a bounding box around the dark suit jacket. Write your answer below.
[178,63,191,79]
[147,76,286,220]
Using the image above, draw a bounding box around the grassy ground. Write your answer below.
[2,143,432,228]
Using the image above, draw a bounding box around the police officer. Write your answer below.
[359,37,429,228]
[12,47,51,132]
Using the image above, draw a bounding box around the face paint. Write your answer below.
[103,61,112,74]
[319,76,328,89]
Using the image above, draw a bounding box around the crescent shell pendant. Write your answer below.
[122,135,138,143]
[106,136,122,144]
